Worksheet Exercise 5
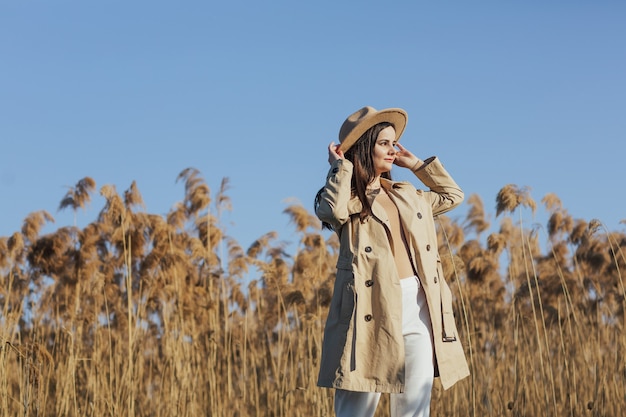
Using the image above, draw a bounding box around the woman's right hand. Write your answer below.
[328,141,345,165]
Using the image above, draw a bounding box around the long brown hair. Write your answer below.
[315,122,393,230]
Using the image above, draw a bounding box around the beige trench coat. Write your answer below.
[316,156,470,393]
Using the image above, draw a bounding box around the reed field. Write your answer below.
[1,170,624,416]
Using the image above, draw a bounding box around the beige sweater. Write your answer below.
[374,188,417,279]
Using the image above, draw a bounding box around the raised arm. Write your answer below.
[412,156,464,216]
[315,142,354,231]
[394,143,463,216]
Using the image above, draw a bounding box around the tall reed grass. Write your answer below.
[1,173,624,416]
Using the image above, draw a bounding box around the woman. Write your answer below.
[315,106,469,417]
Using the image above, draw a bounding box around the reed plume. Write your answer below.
[58,177,96,212]
[1,176,625,416]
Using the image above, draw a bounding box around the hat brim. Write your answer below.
[338,108,408,153]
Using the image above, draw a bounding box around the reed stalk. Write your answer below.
[1,180,624,415]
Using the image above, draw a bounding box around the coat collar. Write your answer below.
[381,178,410,192]
[346,179,412,216]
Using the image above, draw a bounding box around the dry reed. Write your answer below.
[1,176,625,416]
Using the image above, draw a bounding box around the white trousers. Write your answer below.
[334,276,434,417]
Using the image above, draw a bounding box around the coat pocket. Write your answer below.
[337,272,355,325]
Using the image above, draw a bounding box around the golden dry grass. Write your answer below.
[1,175,625,416]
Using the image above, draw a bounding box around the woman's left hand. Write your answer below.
[393,143,421,169]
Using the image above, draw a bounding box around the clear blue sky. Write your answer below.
[2,1,625,256]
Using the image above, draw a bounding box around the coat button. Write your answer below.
[364,246,372,253]
[417,212,423,219]
[426,244,431,251]
[364,314,373,322]
[365,279,374,287]
[434,276,438,283]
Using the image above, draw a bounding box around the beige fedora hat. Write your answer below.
[338,106,408,152]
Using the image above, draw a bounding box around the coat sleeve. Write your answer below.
[412,156,464,216]
[315,159,354,231]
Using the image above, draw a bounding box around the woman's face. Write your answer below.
[372,125,397,175]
